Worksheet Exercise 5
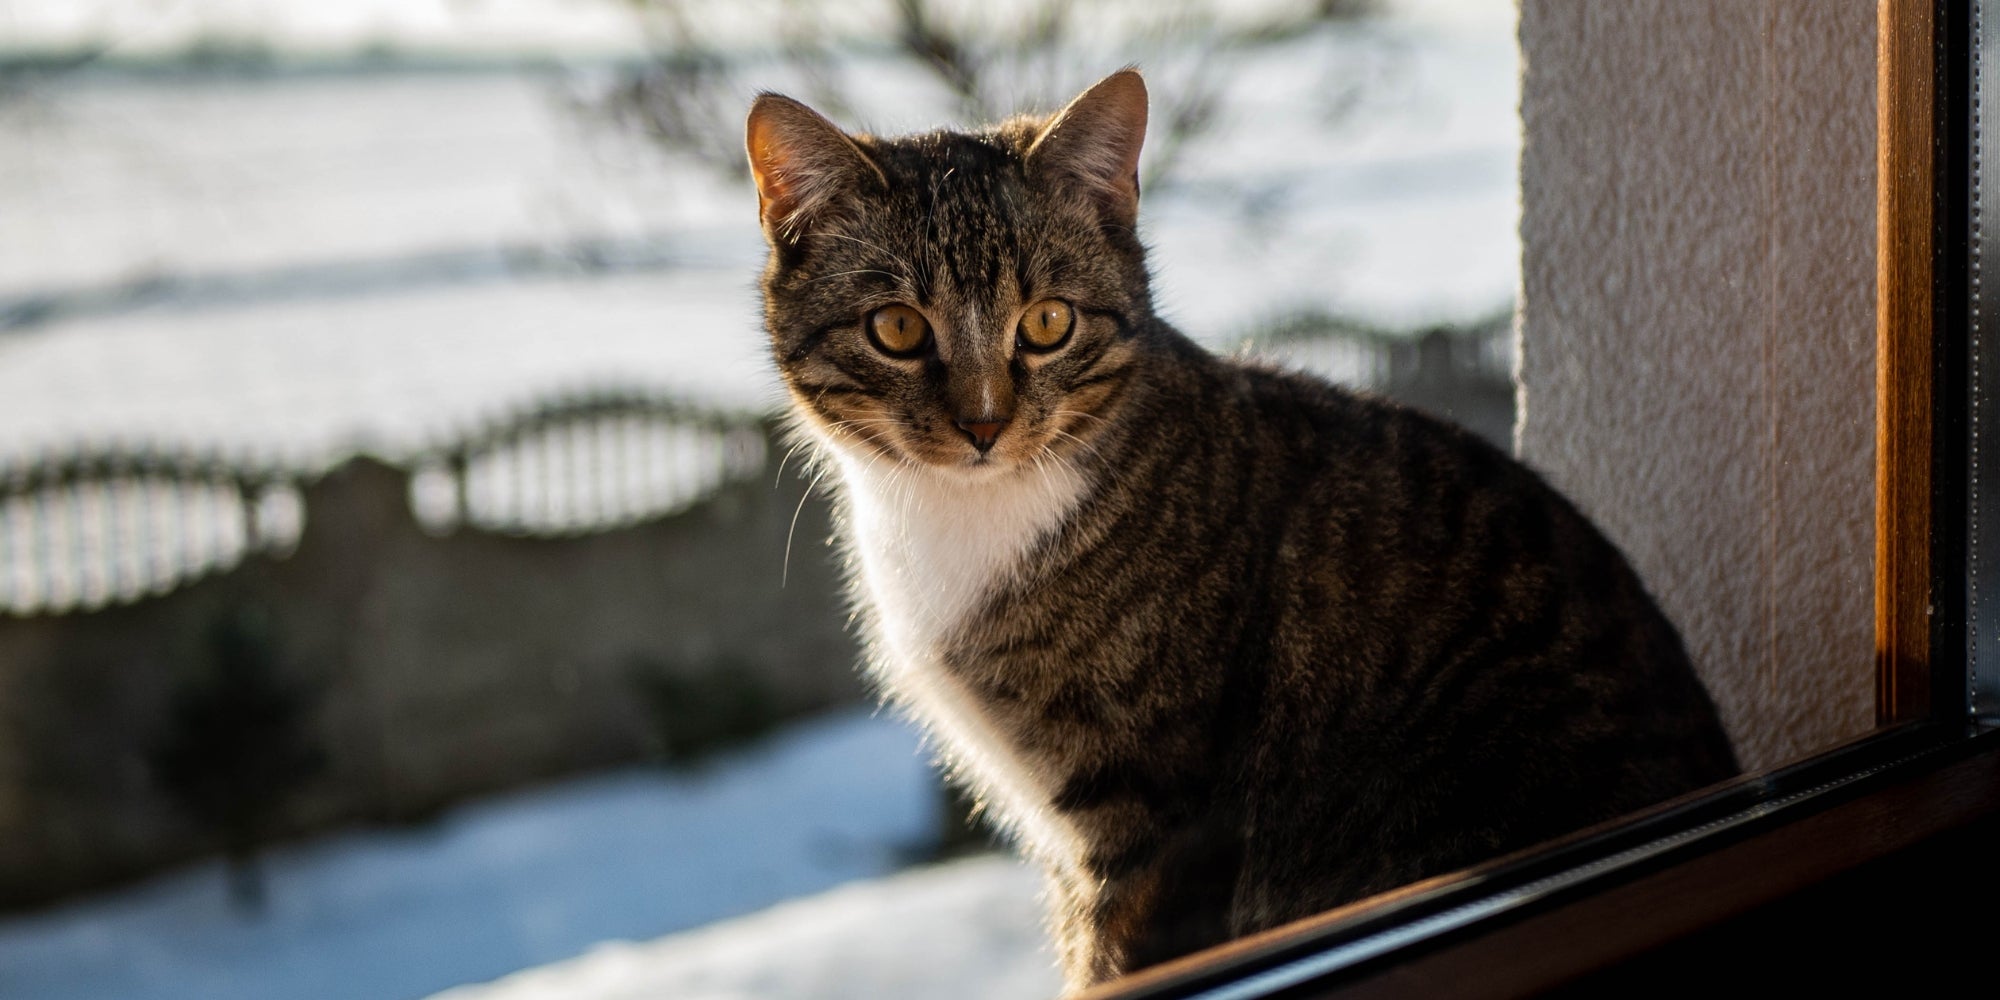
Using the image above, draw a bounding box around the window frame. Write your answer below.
[1087,3,1999,996]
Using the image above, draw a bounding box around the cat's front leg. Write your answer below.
[1045,868,1104,994]
[1048,865,1156,992]
[1053,822,1246,992]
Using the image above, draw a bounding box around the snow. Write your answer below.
[0,269,782,467]
[0,12,1518,467]
[0,69,752,300]
[1148,26,1519,336]
[0,710,954,1000]
[429,855,1058,1000]
[0,0,653,59]
[0,1,1514,59]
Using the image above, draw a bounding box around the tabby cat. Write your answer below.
[744,70,1739,991]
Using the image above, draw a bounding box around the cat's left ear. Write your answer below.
[1026,69,1149,229]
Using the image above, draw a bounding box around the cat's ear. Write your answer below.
[745,94,887,243]
[1026,69,1149,228]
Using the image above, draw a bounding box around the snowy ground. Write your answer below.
[430,855,1058,1000]
[0,710,974,1000]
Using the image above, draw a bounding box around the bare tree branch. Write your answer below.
[593,0,1387,201]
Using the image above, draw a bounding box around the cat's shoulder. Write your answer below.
[1186,345,1502,460]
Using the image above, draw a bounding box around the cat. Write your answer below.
[744,69,1740,991]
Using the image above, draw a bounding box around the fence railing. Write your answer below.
[0,388,767,617]
[415,390,767,536]
[1243,308,1516,389]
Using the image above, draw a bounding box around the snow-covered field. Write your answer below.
[0,14,1516,466]
[0,710,1001,1000]
[431,855,1057,1000]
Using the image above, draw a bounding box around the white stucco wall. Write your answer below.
[1517,4,1877,770]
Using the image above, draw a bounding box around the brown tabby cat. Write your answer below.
[744,70,1738,991]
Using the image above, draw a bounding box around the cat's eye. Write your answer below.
[866,304,931,356]
[1017,299,1075,352]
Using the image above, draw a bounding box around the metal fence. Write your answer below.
[0,388,766,616]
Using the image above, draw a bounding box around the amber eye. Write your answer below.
[866,304,932,356]
[1017,299,1074,352]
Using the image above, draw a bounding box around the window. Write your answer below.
[1092,3,2000,995]
[6,4,1985,998]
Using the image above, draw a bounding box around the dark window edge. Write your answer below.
[1095,724,2000,999]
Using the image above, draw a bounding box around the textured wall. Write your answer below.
[1517,4,1877,770]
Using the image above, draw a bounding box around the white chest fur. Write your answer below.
[833,452,1085,653]
[826,446,1090,863]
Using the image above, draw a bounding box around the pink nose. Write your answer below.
[956,418,1009,452]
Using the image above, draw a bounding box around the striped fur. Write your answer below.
[748,72,1739,991]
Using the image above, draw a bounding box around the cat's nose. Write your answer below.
[955,417,1010,453]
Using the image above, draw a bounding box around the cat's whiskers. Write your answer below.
[806,268,904,285]
[1040,420,1110,473]
[1036,441,1087,483]
[774,437,814,487]
[1044,425,1098,452]
[1050,407,1110,427]
[869,450,919,514]
[1035,444,1092,501]
[921,167,956,291]
[926,167,957,235]
[806,232,920,280]
[824,416,907,433]
[1026,451,1074,506]
[818,415,912,462]
[781,464,831,588]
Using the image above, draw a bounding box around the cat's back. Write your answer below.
[1201,349,1734,758]
[1108,345,1740,912]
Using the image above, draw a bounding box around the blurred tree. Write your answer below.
[598,0,1382,194]
[150,605,325,913]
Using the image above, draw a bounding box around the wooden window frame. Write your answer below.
[1088,3,2000,996]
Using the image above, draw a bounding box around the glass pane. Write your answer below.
[0,2,1886,998]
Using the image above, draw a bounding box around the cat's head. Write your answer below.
[746,70,1154,478]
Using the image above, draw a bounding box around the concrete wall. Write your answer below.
[1517,4,1877,770]
[0,440,863,907]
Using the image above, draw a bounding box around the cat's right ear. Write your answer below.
[745,94,886,245]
